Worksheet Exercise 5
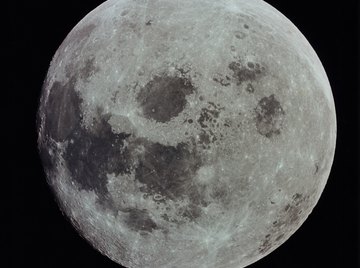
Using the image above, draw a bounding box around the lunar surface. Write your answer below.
[37,0,336,267]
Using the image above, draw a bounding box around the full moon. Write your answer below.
[37,0,336,267]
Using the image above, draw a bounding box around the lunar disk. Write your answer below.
[38,0,336,267]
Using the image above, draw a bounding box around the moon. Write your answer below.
[37,0,336,267]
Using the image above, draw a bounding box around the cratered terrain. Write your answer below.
[37,0,337,267]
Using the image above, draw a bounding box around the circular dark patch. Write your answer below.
[247,62,255,69]
[136,75,195,123]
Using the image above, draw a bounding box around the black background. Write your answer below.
[8,0,359,267]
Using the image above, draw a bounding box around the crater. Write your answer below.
[234,31,246,39]
[254,94,285,138]
[247,62,255,69]
[121,10,129,16]
[136,75,195,123]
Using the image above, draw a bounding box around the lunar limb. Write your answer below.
[38,0,336,267]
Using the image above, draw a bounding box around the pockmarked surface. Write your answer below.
[38,0,336,267]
